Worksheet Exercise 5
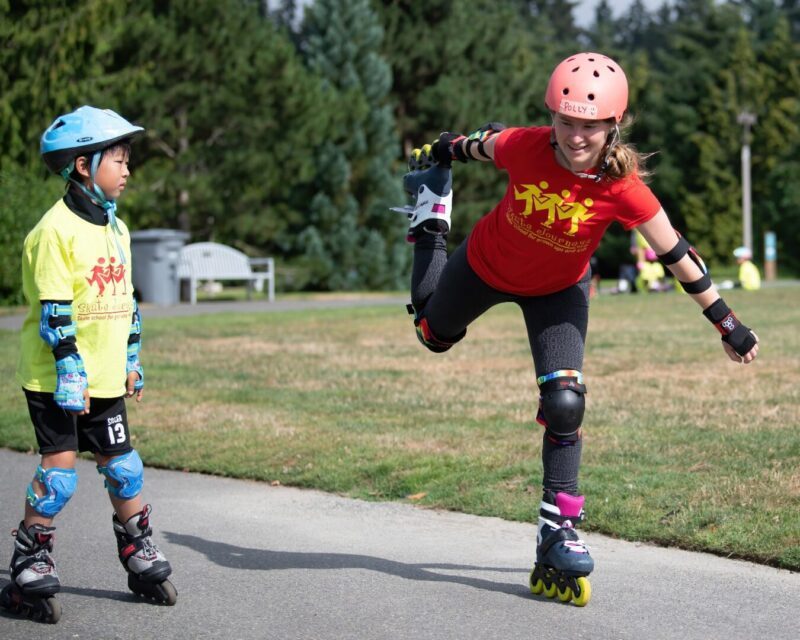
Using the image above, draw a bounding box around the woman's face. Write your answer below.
[552,113,615,172]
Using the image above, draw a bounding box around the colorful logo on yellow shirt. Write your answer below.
[513,181,596,236]
[86,257,128,296]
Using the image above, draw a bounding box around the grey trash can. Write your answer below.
[130,229,190,306]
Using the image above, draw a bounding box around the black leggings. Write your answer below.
[411,234,590,495]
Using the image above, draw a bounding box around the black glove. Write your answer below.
[702,299,757,356]
[430,132,466,168]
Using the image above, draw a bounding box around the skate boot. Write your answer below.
[390,144,453,241]
[0,522,62,623]
[529,491,594,606]
[113,504,177,605]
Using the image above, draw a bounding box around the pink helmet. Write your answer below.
[545,52,628,122]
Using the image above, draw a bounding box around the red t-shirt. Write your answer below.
[467,126,661,296]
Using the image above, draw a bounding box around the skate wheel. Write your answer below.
[543,582,558,599]
[0,583,13,607]
[557,585,572,602]
[571,577,591,607]
[529,577,545,595]
[38,596,62,624]
[128,575,178,606]
[159,579,178,606]
[0,584,61,623]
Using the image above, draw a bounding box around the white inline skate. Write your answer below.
[0,522,62,623]
[391,144,453,240]
[113,504,177,605]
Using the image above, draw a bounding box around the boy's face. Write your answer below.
[76,146,131,201]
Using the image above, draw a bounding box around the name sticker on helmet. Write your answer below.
[559,99,598,118]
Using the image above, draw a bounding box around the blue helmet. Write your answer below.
[41,106,144,178]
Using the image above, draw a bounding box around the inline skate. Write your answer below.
[529,490,593,606]
[113,504,177,605]
[390,144,453,241]
[0,522,62,623]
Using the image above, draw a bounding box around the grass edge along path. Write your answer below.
[0,287,797,571]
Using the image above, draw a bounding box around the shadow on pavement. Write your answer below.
[165,531,533,599]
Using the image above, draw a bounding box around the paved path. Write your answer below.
[0,449,796,640]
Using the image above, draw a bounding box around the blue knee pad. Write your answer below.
[26,466,78,517]
[97,449,144,499]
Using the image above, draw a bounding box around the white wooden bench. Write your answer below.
[177,242,275,304]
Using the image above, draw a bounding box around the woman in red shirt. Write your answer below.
[398,52,759,606]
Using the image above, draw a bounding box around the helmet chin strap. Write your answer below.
[549,124,620,182]
[66,151,127,264]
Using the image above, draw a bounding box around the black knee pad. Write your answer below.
[406,303,466,353]
[536,371,587,444]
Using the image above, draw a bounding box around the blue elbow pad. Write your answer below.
[39,302,77,348]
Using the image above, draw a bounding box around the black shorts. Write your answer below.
[23,389,133,456]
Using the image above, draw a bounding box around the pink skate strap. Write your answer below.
[556,492,585,518]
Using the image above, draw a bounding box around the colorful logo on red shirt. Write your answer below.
[86,257,127,296]
[513,181,596,236]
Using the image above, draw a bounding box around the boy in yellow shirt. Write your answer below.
[1,107,176,623]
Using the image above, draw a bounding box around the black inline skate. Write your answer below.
[390,144,453,241]
[113,504,177,605]
[529,490,594,606]
[0,522,62,623]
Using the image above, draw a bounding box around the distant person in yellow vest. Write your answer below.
[633,230,670,292]
[733,246,761,291]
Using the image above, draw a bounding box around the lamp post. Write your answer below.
[737,111,757,253]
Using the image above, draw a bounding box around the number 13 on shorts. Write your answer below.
[107,414,127,445]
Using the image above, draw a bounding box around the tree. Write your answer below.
[375,0,565,245]
[297,0,408,289]
[748,13,800,273]
[0,0,131,173]
[111,0,333,265]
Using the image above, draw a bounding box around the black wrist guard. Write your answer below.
[702,299,757,356]
[464,122,506,160]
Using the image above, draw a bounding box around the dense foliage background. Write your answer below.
[2,0,798,302]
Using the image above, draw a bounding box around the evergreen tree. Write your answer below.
[299,0,408,289]
[640,0,744,257]
[0,0,131,172]
[748,13,800,273]
[520,0,582,43]
[375,0,564,244]
[111,0,332,265]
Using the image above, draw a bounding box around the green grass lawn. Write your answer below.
[1,286,798,569]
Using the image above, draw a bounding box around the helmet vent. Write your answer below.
[607,66,616,73]
[571,66,580,73]
[593,70,600,77]
[588,93,595,101]
[562,88,570,95]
